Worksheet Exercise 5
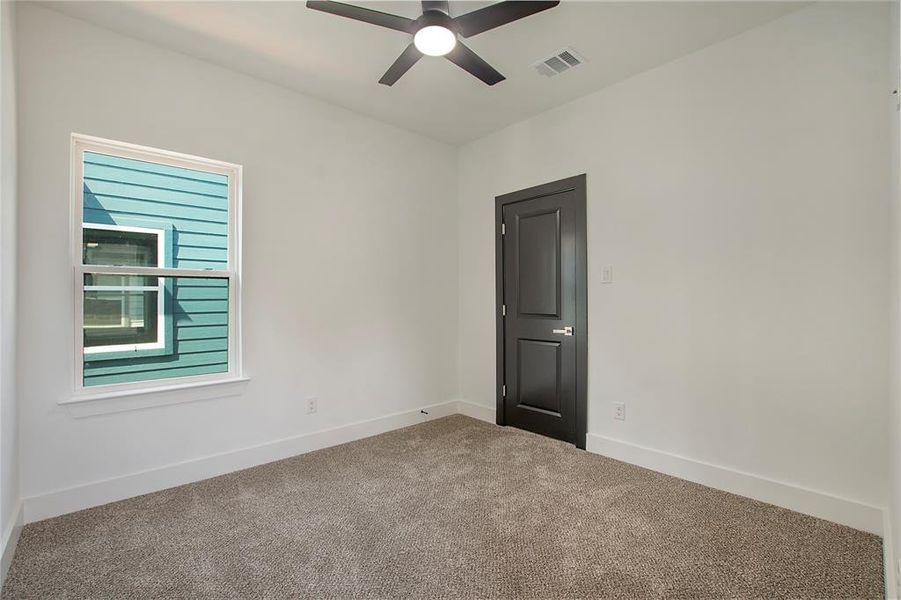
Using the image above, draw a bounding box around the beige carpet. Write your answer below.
[2,415,884,599]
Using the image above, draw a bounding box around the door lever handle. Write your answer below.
[552,326,574,336]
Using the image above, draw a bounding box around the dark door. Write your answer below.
[495,175,587,448]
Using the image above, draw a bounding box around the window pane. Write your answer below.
[84,289,158,348]
[78,146,235,389]
[83,228,158,267]
[84,273,158,287]
[83,151,229,270]
[83,276,229,387]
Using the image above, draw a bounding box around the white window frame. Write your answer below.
[82,223,167,355]
[70,133,243,399]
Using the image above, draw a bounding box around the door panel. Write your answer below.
[517,339,561,415]
[516,209,560,317]
[500,184,582,444]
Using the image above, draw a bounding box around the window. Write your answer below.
[83,224,166,354]
[72,134,242,394]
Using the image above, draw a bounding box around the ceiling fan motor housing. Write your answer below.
[414,10,456,35]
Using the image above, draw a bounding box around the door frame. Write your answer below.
[495,174,588,449]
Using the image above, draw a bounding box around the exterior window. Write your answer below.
[72,134,242,392]
[83,225,166,354]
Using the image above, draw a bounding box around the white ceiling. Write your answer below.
[42,1,805,145]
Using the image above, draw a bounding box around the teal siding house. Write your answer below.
[82,152,229,386]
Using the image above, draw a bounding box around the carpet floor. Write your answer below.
[2,415,884,599]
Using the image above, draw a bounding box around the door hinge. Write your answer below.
[502,304,506,317]
[502,384,506,397]
[501,223,505,235]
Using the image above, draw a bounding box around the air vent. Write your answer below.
[532,47,585,78]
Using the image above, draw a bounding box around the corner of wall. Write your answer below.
[886,508,898,599]
[456,399,495,424]
[888,0,901,596]
[0,501,21,587]
[0,0,22,585]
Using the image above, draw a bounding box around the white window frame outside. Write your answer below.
[70,133,243,400]
[82,223,167,355]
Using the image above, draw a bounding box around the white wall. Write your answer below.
[12,0,895,543]
[457,2,891,516]
[15,4,458,514]
[0,0,21,575]
[888,0,900,593]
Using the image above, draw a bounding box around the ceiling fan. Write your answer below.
[306,0,560,86]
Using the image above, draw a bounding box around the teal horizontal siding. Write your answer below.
[175,246,228,262]
[173,232,227,249]
[85,351,229,376]
[176,325,228,341]
[177,338,228,353]
[84,166,228,199]
[84,208,228,236]
[175,278,229,287]
[83,178,229,211]
[85,194,226,223]
[83,151,230,387]
[86,153,228,185]
[174,300,228,313]
[175,313,228,326]
[176,286,231,300]
[84,363,228,387]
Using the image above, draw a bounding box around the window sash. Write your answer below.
[82,223,163,269]
[82,224,168,355]
[84,286,160,292]
[71,133,242,397]
[73,136,239,273]
[75,269,236,389]
[77,265,233,278]
[83,285,164,354]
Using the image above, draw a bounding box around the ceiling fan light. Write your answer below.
[413,25,456,57]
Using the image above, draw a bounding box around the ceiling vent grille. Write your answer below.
[533,48,585,78]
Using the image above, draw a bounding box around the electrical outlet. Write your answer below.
[306,398,318,415]
[601,265,614,284]
[613,402,625,421]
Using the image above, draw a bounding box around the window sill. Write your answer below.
[60,376,250,418]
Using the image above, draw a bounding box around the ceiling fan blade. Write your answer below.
[452,1,560,38]
[445,41,505,86]
[306,1,414,33]
[421,0,450,14]
[378,43,423,86]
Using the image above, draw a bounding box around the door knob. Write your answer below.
[552,326,573,336]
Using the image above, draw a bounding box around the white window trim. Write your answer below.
[82,222,167,354]
[69,133,243,403]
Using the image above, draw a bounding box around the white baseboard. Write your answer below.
[455,400,496,423]
[448,402,881,535]
[586,432,883,535]
[20,398,886,541]
[23,400,459,524]
[0,501,23,586]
